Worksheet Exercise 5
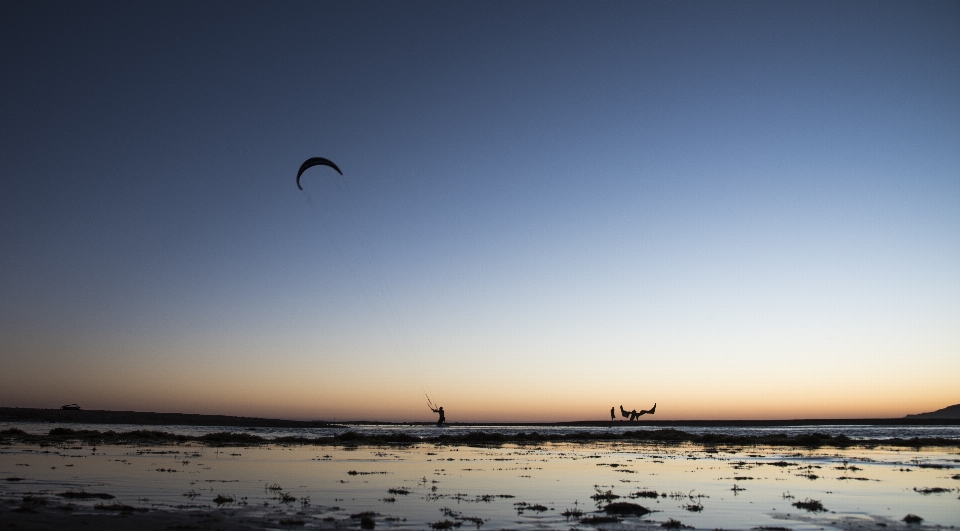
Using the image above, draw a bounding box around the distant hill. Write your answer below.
[905,404,960,419]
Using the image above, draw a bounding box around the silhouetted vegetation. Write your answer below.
[791,498,826,512]
[212,494,234,505]
[513,501,548,514]
[913,487,952,494]
[439,507,485,528]
[57,491,114,499]
[767,461,796,467]
[603,502,651,515]
[590,488,620,502]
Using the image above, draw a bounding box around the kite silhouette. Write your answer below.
[297,157,343,190]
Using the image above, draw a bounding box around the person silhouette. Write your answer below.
[621,403,657,421]
[431,406,445,426]
[610,407,616,421]
[632,403,657,420]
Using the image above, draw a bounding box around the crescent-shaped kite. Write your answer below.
[297,157,343,190]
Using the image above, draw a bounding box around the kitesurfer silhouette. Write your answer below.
[431,405,445,426]
[610,407,616,421]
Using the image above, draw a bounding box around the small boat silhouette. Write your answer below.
[60,404,82,410]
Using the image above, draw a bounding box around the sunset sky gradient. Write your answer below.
[2,1,958,421]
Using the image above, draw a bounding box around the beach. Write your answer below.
[2,418,959,530]
[4,1,959,528]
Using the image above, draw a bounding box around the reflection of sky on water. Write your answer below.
[1,441,958,529]
[3,422,959,440]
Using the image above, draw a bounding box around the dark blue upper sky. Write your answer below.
[1,1,958,420]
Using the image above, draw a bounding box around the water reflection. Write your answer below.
[1,440,957,529]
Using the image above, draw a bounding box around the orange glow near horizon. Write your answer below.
[2,285,956,424]
[2,351,955,423]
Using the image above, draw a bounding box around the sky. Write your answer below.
[1,1,958,422]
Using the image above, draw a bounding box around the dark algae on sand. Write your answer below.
[3,427,957,448]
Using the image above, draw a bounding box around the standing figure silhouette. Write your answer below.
[431,406,445,426]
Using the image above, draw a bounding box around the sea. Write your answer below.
[2,421,959,441]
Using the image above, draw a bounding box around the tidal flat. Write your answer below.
[1,436,958,530]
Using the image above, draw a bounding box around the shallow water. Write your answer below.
[1,439,958,530]
[3,421,960,441]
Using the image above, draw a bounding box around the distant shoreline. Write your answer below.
[0,407,345,429]
[2,407,958,428]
